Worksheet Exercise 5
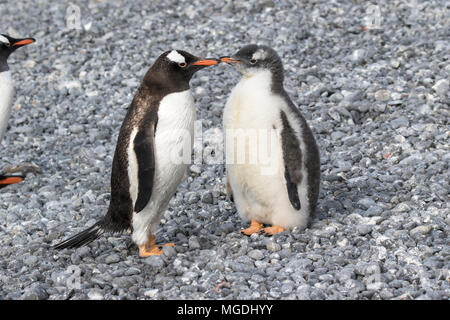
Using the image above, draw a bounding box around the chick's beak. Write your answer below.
[220,56,240,63]
[12,38,35,47]
[192,58,219,66]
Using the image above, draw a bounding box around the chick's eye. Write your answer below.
[249,59,257,64]
[179,62,187,68]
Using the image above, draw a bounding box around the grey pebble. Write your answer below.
[104,254,121,264]
[409,225,432,237]
[248,249,265,261]
[144,256,165,268]
[266,242,281,252]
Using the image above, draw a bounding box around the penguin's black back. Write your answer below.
[281,89,321,223]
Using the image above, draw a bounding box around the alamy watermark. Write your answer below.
[66,3,82,30]
[160,121,281,176]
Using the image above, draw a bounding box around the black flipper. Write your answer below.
[280,111,303,210]
[53,221,105,249]
[133,121,156,213]
[284,165,301,210]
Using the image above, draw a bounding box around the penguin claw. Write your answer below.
[263,226,286,235]
[241,220,263,236]
[139,245,164,257]
[138,234,174,257]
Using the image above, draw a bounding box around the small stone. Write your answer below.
[357,198,376,210]
[432,79,449,96]
[24,60,36,68]
[380,288,394,299]
[281,283,294,294]
[409,225,432,237]
[391,60,400,68]
[22,286,49,300]
[357,224,372,236]
[144,255,165,268]
[366,282,384,291]
[390,117,409,129]
[351,49,367,64]
[266,242,281,252]
[365,205,383,216]
[189,236,201,250]
[201,192,214,204]
[248,249,264,260]
[375,89,391,102]
[144,289,159,298]
[189,165,202,176]
[23,255,38,266]
[181,271,198,284]
[186,192,200,204]
[269,288,281,298]
[162,245,177,257]
[331,131,345,140]
[87,289,103,300]
[104,254,120,264]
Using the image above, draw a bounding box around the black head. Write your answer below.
[0,34,35,71]
[143,50,218,93]
[220,44,284,82]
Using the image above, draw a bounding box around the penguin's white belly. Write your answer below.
[131,90,196,245]
[0,71,14,142]
[224,73,309,229]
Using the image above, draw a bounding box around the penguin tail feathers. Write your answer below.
[53,221,105,250]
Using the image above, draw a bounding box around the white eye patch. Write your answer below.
[252,49,267,61]
[167,50,186,64]
[0,35,10,45]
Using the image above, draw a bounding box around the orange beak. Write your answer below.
[220,57,240,63]
[192,59,219,66]
[12,38,35,47]
[0,176,24,185]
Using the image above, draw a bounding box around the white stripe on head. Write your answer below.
[0,35,10,45]
[252,49,267,61]
[167,50,186,64]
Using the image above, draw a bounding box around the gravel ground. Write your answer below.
[0,0,449,300]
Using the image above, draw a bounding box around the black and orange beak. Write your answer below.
[0,175,24,189]
[192,58,219,66]
[11,38,35,47]
[220,56,240,64]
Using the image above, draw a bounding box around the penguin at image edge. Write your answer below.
[220,44,320,235]
[0,34,35,189]
[54,50,218,257]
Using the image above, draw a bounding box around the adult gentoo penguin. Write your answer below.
[0,34,35,188]
[220,44,320,235]
[54,50,218,257]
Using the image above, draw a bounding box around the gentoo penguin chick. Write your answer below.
[54,50,218,257]
[220,44,320,235]
[0,34,35,188]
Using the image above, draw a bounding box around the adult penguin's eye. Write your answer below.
[179,62,187,68]
[249,59,257,64]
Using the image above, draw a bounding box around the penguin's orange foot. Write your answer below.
[263,225,286,235]
[138,235,175,257]
[139,244,163,257]
[241,220,263,236]
[139,243,174,257]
